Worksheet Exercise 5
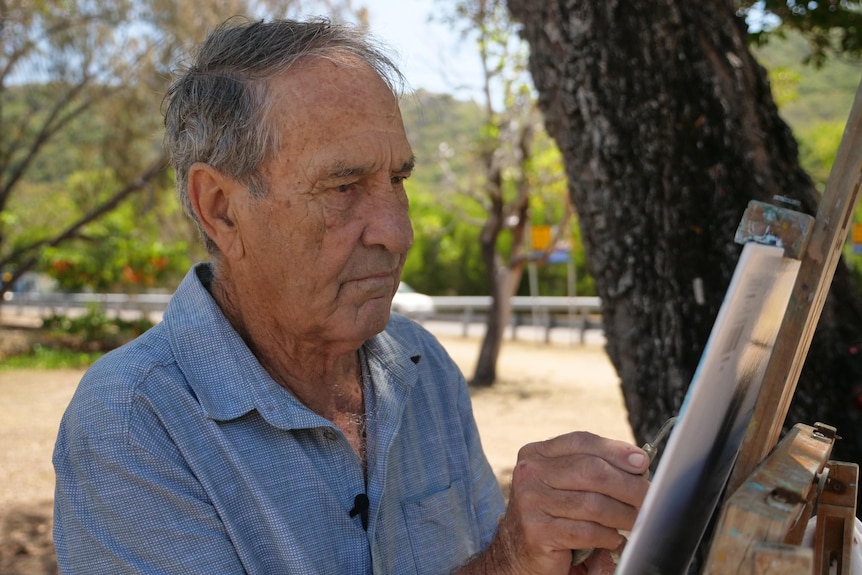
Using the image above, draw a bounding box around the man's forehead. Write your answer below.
[272,55,398,111]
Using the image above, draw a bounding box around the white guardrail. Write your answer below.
[431,295,602,343]
[2,292,603,344]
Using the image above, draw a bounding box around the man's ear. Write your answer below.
[188,162,245,260]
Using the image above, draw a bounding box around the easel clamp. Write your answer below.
[734,197,816,260]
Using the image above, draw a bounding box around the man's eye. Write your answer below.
[391,175,409,185]
[335,183,355,193]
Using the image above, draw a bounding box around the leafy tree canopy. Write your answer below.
[0,0,358,294]
[739,0,862,66]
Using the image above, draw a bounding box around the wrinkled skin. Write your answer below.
[460,431,650,575]
[188,53,650,575]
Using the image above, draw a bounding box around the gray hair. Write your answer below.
[163,17,405,255]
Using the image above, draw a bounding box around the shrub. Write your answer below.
[40,305,154,352]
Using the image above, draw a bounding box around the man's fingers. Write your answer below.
[513,444,650,510]
[514,484,641,535]
[555,490,641,531]
[488,431,651,575]
[544,515,626,554]
[498,507,625,564]
[524,431,650,475]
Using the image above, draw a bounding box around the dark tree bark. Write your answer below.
[507,0,862,501]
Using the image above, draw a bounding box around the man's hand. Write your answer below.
[463,431,650,575]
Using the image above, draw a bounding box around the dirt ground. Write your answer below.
[0,327,630,575]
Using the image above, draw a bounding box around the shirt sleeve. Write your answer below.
[53,410,247,575]
[455,366,507,550]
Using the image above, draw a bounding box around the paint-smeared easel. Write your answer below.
[700,74,862,574]
[703,421,857,574]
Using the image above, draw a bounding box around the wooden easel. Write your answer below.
[703,422,858,574]
[700,75,862,574]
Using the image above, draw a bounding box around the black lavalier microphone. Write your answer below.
[349,493,369,530]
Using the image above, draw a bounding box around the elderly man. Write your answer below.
[53,17,650,575]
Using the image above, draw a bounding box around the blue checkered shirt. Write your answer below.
[53,264,505,574]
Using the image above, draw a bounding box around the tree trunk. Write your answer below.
[470,103,534,388]
[472,206,507,387]
[472,247,525,387]
[471,186,529,387]
[508,0,862,501]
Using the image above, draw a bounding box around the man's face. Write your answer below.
[229,57,414,347]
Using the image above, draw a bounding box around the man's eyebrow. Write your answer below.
[397,156,416,173]
[328,163,372,179]
[326,157,416,179]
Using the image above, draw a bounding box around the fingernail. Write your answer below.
[628,452,647,468]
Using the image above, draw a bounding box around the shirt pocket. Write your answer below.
[401,479,481,574]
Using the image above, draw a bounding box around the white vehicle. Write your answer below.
[391,282,435,318]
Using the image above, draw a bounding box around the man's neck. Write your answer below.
[207,265,367,463]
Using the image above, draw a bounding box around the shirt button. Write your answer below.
[322,429,337,441]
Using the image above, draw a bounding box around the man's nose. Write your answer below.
[361,186,414,254]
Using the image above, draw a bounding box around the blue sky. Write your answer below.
[349,2,780,99]
[346,0,484,99]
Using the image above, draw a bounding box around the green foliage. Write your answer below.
[38,197,192,292]
[399,90,585,297]
[0,305,154,369]
[408,0,584,306]
[16,1,862,304]
[402,3,862,299]
[0,0,168,292]
[399,91,486,189]
[41,305,153,345]
[755,32,862,131]
[402,179,488,294]
[766,66,802,108]
[399,91,496,295]
[0,345,103,370]
[0,0,318,294]
[2,82,116,183]
[740,0,862,66]
[753,30,862,286]
[796,121,845,189]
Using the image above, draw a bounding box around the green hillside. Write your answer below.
[754,32,862,130]
[399,89,484,190]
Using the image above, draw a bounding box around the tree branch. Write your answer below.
[0,153,169,292]
[0,80,116,212]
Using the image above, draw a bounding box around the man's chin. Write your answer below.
[347,298,391,337]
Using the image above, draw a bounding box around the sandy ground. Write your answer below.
[442,334,633,482]
[0,329,631,574]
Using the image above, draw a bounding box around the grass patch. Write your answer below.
[0,344,103,370]
[1,306,153,370]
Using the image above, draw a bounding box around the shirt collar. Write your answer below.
[163,263,422,427]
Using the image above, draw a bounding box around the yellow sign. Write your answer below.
[531,225,552,250]
[853,222,862,244]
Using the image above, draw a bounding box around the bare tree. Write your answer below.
[439,0,571,386]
